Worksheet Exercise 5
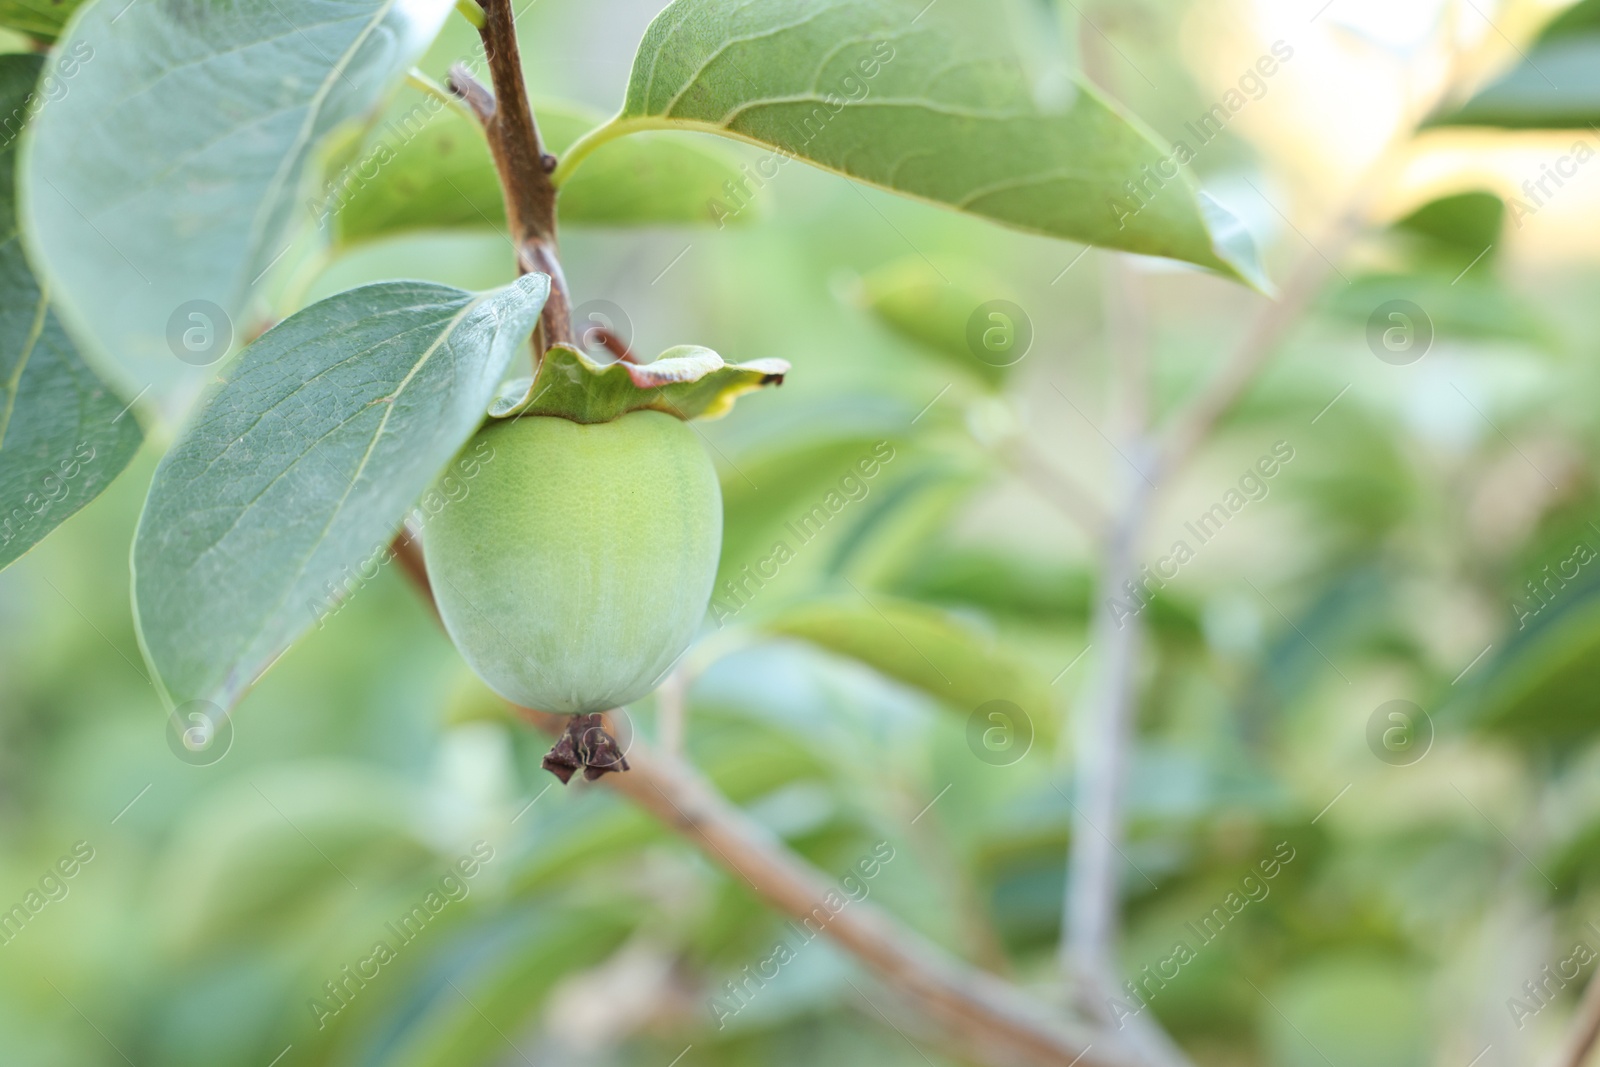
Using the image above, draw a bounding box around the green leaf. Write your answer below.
[1326,273,1553,351]
[20,0,455,400]
[764,593,1054,728]
[1263,957,1428,1067]
[488,343,788,424]
[1429,0,1600,128]
[1392,191,1503,259]
[0,0,84,40]
[352,909,638,1067]
[333,97,754,245]
[0,53,140,572]
[151,766,436,952]
[132,274,550,712]
[558,126,752,228]
[1453,578,1600,744]
[890,547,1093,623]
[568,0,1266,286]
[853,256,1014,387]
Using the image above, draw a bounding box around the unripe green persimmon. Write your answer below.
[424,410,721,714]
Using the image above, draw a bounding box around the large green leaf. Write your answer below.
[132,274,549,712]
[20,0,455,403]
[1430,0,1600,127]
[563,0,1265,286]
[333,97,754,245]
[0,53,140,572]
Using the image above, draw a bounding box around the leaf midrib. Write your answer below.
[173,298,468,566]
[189,288,492,703]
[0,284,50,453]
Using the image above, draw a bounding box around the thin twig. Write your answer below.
[566,316,640,363]
[1152,245,1338,480]
[1061,256,1197,1067]
[1152,131,1410,481]
[509,705,1147,1067]
[1061,254,1152,990]
[1062,478,1150,981]
[445,62,495,125]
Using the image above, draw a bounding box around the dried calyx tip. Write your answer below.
[541,711,630,783]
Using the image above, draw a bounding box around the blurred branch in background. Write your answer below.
[1153,139,1406,482]
[1061,252,1152,997]
[1062,253,1189,1067]
[1054,17,1186,1067]
[1003,440,1111,543]
[1550,964,1600,1067]
[655,663,688,757]
[1055,8,1482,1059]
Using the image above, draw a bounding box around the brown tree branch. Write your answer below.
[446,0,572,348]
[389,529,435,621]
[509,704,1149,1067]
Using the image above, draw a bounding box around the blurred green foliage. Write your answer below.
[7,1,1600,1066]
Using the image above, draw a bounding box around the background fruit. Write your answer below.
[424,410,721,713]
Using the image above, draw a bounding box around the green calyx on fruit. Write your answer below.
[424,408,722,718]
[490,343,789,424]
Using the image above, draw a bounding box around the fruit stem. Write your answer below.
[446,0,574,354]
